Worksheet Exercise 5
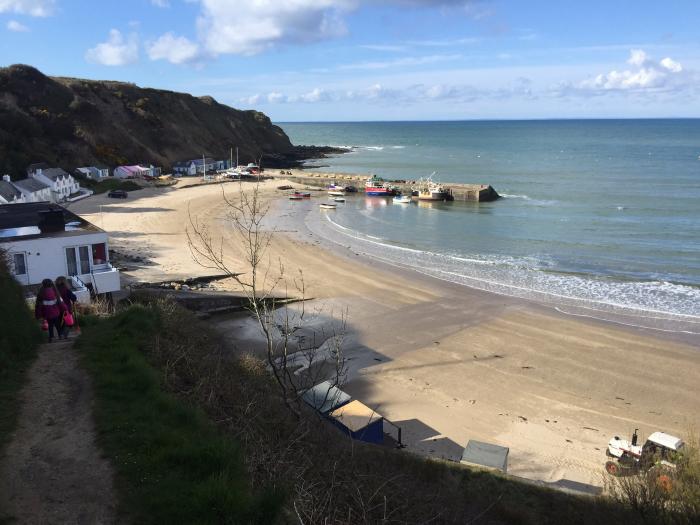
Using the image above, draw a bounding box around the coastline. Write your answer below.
[71,179,700,488]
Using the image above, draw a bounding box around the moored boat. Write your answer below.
[293,191,311,198]
[412,174,450,201]
[328,190,345,196]
[365,175,397,196]
[332,197,346,203]
[393,194,412,204]
[319,203,337,209]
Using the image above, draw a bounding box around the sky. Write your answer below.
[1,0,699,121]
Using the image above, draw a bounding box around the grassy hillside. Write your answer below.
[0,64,296,176]
[82,299,642,524]
[76,307,280,524]
[0,250,41,451]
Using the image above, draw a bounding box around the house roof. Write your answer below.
[329,400,382,432]
[27,162,50,173]
[301,381,352,414]
[13,177,50,193]
[0,180,22,201]
[40,168,71,181]
[0,202,101,242]
[193,157,215,166]
[116,165,148,174]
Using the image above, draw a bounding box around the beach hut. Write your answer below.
[301,380,351,415]
[460,440,509,473]
[329,400,384,444]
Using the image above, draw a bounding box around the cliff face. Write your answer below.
[0,65,297,175]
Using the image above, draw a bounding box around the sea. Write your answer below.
[278,120,700,334]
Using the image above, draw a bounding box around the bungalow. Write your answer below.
[0,176,26,204]
[76,165,110,180]
[9,176,53,203]
[28,166,81,202]
[114,165,148,179]
[139,164,162,178]
[0,202,121,302]
[173,158,229,176]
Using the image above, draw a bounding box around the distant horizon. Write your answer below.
[277,117,700,124]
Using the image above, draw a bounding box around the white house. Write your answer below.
[1,202,121,302]
[173,158,229,176]
[9,176,53,203]
[76,166,110,180]
[0,176,27,204]
[28,166,81,202]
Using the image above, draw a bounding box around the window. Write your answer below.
[12,253,27,275]
[65,246,91,275]
[92,243,107,265]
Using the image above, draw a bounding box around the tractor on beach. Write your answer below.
[605,429,684,486]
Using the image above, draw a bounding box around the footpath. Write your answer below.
[0,339,117,524]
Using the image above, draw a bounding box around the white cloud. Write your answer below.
[580,49,685,91]
[151,0,169,6]
[660,57,682,73]
[0,0,53,16]
[147,32,200,64]
[6,19,29,31]
[85,29,139,66]
[338,53,461,71]
[197,0,354,56]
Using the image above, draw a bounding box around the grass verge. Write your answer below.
[0,252,41,452]
[75,176,142,194]
[76,306,280,524]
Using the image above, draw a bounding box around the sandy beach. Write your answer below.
[71,178,700,489]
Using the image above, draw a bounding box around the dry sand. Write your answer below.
[71,179,700,488]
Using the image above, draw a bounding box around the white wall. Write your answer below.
[2,231,120,293]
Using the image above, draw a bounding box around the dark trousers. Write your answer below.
[47,317,60,341]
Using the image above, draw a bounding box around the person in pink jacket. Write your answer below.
[34,279,66,343]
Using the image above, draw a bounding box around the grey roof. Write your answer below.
[13,177,50,193]
[301,380,352,414]
[461,440,509,472]
[27,162,50,173]
[40,168,71,181]
[0,180,22,201]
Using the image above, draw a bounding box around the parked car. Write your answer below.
[107,189,128,199]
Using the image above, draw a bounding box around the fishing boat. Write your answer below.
[332,197,346,203]
[393,194,412,204]
[413,174,450,201]
[319,203,337,209]
[365,175,397,196]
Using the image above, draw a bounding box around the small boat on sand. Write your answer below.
[293,191,311,198]
[319,203,337,209]
[332,197,346,203]
[393,195,412,204]
[289,195,304,200]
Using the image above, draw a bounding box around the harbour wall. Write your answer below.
[274,170,500,202]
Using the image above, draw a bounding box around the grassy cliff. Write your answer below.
[0,250,41,451]
[0,64,298,176]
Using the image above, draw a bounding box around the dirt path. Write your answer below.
[0,340,117,524]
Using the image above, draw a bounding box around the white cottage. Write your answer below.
[28,167,81,202]
[76,166,110,180]
[0,176,26,204]
[1,202,121,302]
[9,176,53,203]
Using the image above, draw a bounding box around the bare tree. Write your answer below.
[186,180,347,417]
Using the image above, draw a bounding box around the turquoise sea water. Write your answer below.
[279,120,700,333]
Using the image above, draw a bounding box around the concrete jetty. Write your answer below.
[276,170,500,202]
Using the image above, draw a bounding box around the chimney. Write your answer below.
[38,209,66,233]
[2,175,9,182]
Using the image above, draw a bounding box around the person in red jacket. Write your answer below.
[55,276,77,339]
[35,278,66,343]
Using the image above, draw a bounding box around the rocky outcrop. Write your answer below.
[0,64,338,175]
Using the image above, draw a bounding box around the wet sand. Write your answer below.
[72,179,700,487]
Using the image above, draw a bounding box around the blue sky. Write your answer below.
[1,0,699,121]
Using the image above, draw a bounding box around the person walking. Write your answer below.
[55,276,77,340]
[35,278,65,343]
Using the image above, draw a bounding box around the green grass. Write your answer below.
[76,176,142,194]
[0,252,41,453]
[76,306,281,524]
